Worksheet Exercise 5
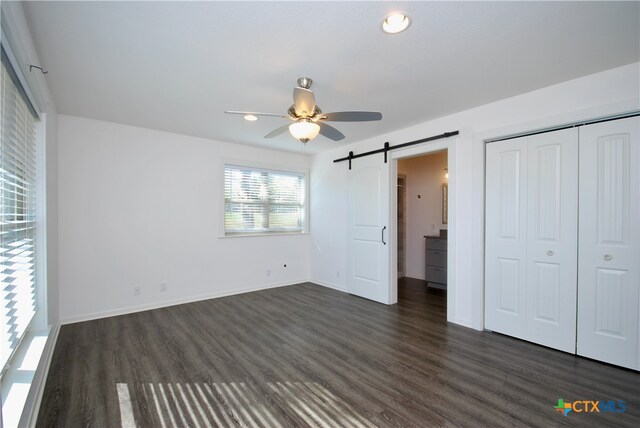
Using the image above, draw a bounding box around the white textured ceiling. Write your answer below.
[23,1,640,154]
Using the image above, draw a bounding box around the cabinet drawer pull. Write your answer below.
[603,254,612,261]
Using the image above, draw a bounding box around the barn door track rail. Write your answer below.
[333,131,459,169]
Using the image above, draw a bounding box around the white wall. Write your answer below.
[398,151,448,280]
[57,115,311,323]
[310,62,640,330]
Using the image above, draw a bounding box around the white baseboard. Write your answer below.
[452,316,475,330]
[310,279,347,293]
[60,279,308,325]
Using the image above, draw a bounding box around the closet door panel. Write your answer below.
[486,129,578,353]
[485,138,528,339]
[525,130,578,353]
[577,116,640,370]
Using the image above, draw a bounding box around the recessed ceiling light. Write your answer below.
[382,12,411,34]
[243,114,258,121]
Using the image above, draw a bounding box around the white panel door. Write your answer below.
[485,129,578,353]
[347,155,390,304]
[577,116,640,370]
[485,137,528,339]
[525,130,578,353]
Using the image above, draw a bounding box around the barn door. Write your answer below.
[347,155,390,304]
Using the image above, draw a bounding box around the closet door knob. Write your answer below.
[546,251,554,256]
[603,254,612,261]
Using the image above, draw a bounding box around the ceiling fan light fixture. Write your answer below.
[382,12,411,34]
[289,119,320,143]
[243,114,258,121]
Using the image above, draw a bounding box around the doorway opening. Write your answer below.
[397,174,407,278]
[396,150,448,315]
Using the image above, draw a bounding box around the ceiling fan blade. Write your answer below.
[225,110,289,119]
[264,124,291,138]
[293,87,316,117]
[321,111,382,122]
[318,122,345,141]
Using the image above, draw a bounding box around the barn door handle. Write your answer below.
[382,226,387,245]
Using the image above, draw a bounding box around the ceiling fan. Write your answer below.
[225,77,382,143]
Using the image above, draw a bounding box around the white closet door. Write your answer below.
[525,130,578,353]
[485,129,578,353]
[577,116,640,370]
[485,137,528,339]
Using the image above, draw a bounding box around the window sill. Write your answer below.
[1,328,51,428]
[219,231,309,239]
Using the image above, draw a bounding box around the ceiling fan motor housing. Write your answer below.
[297,77,313,89]
[288,105,322,120]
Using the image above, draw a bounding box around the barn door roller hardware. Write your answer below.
[333,131,459,169]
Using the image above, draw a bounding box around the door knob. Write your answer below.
[603,254,612,261]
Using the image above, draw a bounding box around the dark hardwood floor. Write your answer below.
[37,279,639,427]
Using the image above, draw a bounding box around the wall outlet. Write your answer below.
[133,286,141,296]
[160,283,167,292]
[266,269,271,277]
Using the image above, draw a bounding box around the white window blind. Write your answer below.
[224,164,305,234]
[0,49,38,372]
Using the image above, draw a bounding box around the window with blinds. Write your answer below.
[224,164,305,235]
[0,49,38,372]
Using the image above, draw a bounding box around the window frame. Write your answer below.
[220,159,309,238]
[0,43,42,376]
